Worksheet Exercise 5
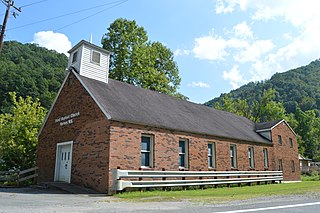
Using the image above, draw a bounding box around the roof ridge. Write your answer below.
[78,74,270,144]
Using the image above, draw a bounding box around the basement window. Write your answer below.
[91,50,101,65]
[141,135,153,168]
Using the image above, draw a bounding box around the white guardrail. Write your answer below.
[112,169,283,191]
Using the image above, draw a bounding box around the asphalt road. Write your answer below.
[0,187,319,213]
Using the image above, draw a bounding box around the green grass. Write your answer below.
[301,172,320,181]
[115,181,320,202]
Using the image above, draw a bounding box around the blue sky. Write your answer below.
[2,0,320,103]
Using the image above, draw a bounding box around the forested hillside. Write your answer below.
[205,59,320,115]
[207,60,320,161]
[0,41,68,113]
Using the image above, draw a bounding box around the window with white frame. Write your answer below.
[263,148,269,168]
[141,135,153,167]
[230,144,237,168]
[248,146,255,169]
[91,50,101,65]
[179,139,188,168]
[208,143,216,168]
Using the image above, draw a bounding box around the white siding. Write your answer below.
[67,41,110,83]
[79,45,109,83]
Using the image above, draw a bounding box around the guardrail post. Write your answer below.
[162,168,166,191]
[226,170,230,188]
[199,169,204,190]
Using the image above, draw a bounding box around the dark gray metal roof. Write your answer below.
[255,120,282,131]
[78,73,271,144]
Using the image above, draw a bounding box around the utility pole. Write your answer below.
[0,0,21,53]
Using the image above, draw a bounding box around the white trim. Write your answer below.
[38,71,71,137]
[140,134,154,168]
[68,40,110,55]
[90,50,101,65]
[73,69,112,119]
[230,144,237,169]
[256,119,297,136]
[208,142,216,169]
[179,139,189,169]
[54,141,73,183]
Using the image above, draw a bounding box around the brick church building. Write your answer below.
[37,40,300,194]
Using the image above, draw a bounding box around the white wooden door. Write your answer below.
[56,143,72,182]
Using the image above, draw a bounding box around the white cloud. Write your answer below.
[215,0,248,14]
[188,81,211,88]
[233,21,253,39]
[174,49,191,57]
[234,39,275,63]
[223,65,245,89]
[210,0,320,87]
[193,35,228,60]
[32,31,72,55]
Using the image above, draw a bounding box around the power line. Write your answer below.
[6,0,127,31]
[20,0,49,8]
[55,0,128,31]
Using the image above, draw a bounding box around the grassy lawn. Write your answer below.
[115,181,320,202]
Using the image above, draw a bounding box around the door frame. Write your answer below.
[54,141,73,183]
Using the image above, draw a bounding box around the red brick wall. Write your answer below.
[38,72,300,194]
[37,72,110,193]
[108,121,274,193]
[270,121,300,181]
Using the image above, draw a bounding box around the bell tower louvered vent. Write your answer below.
[67,40,110,83]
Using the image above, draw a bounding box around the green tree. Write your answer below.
[0,92,47,171]
[0,41,67,113]
[251,89,286,122]
[214,94,252,119]
[102,18,183,97]
[214,89,286,122]
[294,108,320,161]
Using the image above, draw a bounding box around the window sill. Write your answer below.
[140,166,153,170]
[179,167,189,171]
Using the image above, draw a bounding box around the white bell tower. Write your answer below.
[67,40,110,83]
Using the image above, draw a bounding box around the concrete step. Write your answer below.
[41,182,104,195]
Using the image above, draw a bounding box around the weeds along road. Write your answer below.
[0,187,319,213]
